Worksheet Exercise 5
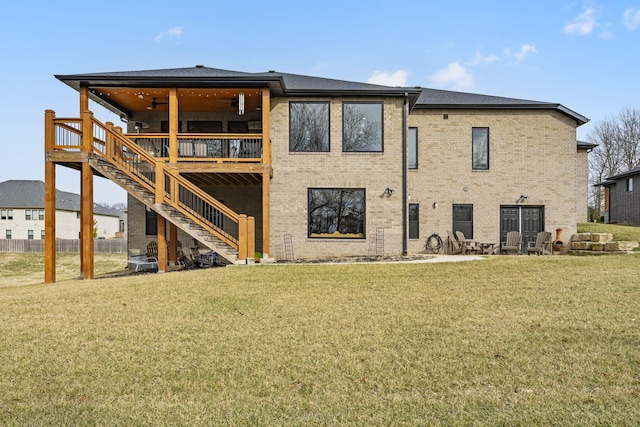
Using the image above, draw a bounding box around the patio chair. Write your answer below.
[500,231,522,255]
[447,230,463,255]
[527,231,553,256]
[455,231,478,255]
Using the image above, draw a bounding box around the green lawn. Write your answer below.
[1,249,639,425]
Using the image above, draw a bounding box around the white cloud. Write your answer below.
[623,8,640,31]
[466,51,500,66]
[155,26,183,42]
[514,44,538,62]
[428,62,473,90]
[599,23,614,39]
[565,8,597,35]
[366,70,409,86]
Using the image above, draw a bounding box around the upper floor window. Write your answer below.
[626,177,633,192]
[1,209,13,220]
[472,127,489,170]
[408,127,418,169]
[25,210,31,220]
[343,102,383,152]
[289,102,330,152]
[308,188,365,239]
[39,210,44,220]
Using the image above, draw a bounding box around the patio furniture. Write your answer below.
[477,242,498,255]
[527,231,553,255]
[500,231,522,255]
[447,230,463,255]
[127,254,158,272]
[455,231,478,254]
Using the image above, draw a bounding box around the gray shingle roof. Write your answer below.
[605,167,640,181]
[0,180,122,217]
[55,65,588,124]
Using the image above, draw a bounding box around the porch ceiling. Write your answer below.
[90,87,263,115]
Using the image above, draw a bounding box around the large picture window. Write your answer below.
[453,204,473,239]
[308,188,365,239]
[289,102,330,152]
[472,127,489,170]
[342,102,383,152]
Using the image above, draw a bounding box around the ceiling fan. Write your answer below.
[146,97,168,110]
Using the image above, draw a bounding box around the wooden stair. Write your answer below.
[90,158,241,264]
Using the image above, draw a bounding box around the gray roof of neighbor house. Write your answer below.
[0,180,122,217]
[55,65,588,125]
[606,167,640,181]
[577,140,598,150]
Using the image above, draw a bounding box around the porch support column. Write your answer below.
[262,172,270,259]
[262,88,271,165]
[169,223,178,266]
[80,110,94,279]
[169,88,178,164]
[157,215,167,273]
[44,110,56,284]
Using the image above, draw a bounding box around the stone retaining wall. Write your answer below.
[569,233,639,255]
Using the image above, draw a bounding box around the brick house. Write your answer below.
[44,66,590,281]
[597,167,640,225]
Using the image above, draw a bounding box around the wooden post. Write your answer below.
[157,215,167,273]
[80,163,94,279]
[247,216,255,261]
[262,172,270,259]
[169,88,178,164]
[44,110,56,284]
[80,85,89,113]
[238,214,247,261]
[80,110,94,279]
[155,161,164,204]
[169,223,178,266]
[261,88,271,165]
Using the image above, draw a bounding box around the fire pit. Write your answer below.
[552,228,565,252]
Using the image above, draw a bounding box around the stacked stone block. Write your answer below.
[570,233,639,254]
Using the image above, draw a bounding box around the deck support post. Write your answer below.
[262,172,270,259]
[157,215,167,273]
[80,110,94,279]
[44,110,56,284]
[169,88,178,163]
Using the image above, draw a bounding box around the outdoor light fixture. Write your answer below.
[383,187,395,196]
[519,195,529,202]
[433,202,438,209]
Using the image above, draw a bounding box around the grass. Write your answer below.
[577,222,640,250]
[1,251,640,425]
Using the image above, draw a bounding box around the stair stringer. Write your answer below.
[90,158,243,265]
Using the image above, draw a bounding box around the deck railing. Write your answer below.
[47,110,255,258]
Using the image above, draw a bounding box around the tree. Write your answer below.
[588,107,640,219]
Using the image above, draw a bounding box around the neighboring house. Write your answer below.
[0,180,122,240]
[597,167,640,225]
[44,66,591,280]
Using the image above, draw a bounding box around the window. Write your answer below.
[343,102,383,152]
[308,188,365,239]
[472,127,489,170]
[5,230,11,239]
[145,209,158,236]
[187,121,222,133]
[25,210,31,220]
[627,177,633,192]
[408,127,418,169]
[39,210,44,220]
[2,209,13,220]
[289,102,330,152]
[453,204,473,239]
[28,230,34,240]
[41,230,45,240]
[409,204,419,239]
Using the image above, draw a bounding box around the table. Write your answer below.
[477,242,497,255]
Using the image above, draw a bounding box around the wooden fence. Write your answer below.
[0,239,127,253]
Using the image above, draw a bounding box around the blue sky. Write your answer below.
[1,0,638,205]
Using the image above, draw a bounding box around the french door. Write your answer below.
[500,206,544,252]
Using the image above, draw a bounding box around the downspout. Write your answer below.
[402,93,408,255]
